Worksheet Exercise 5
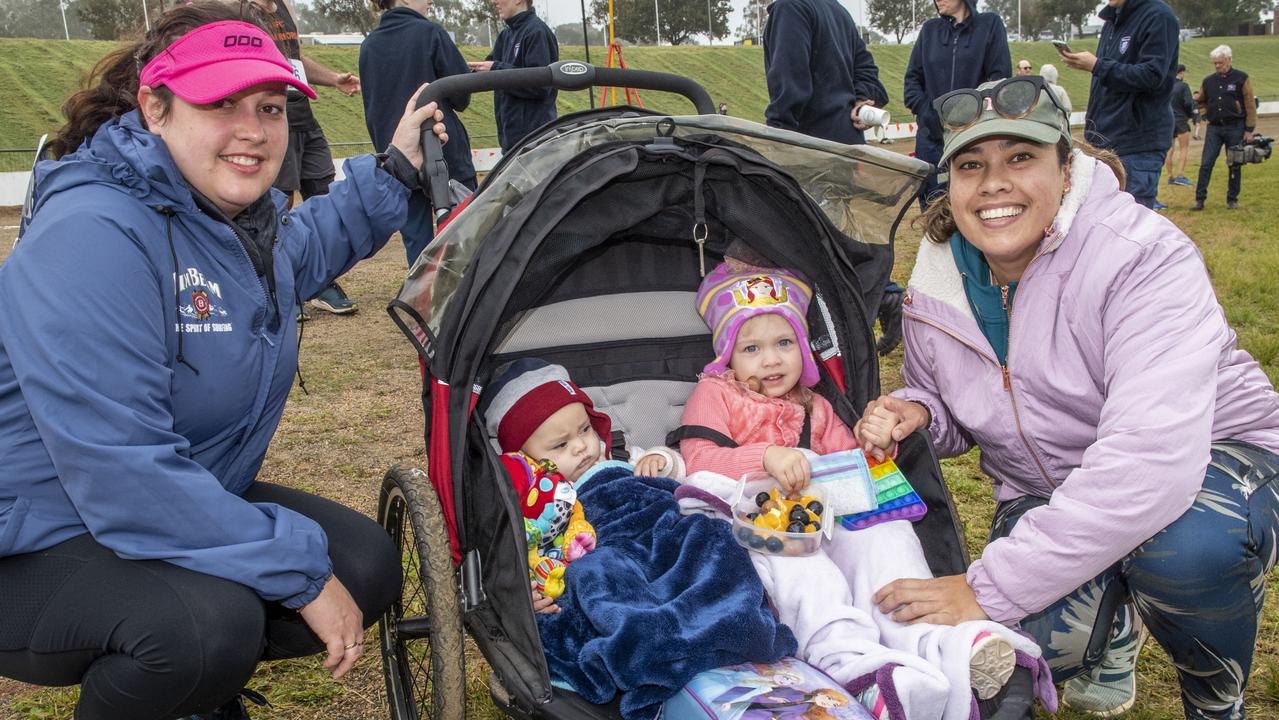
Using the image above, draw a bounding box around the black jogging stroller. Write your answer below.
[375,62,1039,720]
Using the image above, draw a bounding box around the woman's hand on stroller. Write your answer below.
[389,83,449,170]
[298,574,366,679]
[764,446,811,496]
[873,575,989,626]
[856,396,930,460]
[532,581,561,614]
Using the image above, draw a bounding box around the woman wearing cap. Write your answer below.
[859,76,1279,718]
[0,3,449,718]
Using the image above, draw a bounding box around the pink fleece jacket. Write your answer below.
[680,371,857,477]
[894,152,1279,623]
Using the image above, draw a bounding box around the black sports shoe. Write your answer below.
[185,689,270,720]
[875,291,904,356]
[310,282,357,315]
[1191,201,1204,211]
[1227,200,1239,210]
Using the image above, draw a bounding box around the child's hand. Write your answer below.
[855,405,900,461]
[633,452,668,477]
[532,582,560,614]
[565,531,595,561]
[764,446,811,496]
[856,396,930,460]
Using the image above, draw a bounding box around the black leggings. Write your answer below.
[0,483,401,720]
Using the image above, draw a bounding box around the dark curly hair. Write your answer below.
[49,1,275,159]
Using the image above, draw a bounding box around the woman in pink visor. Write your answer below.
[0,3,448,718]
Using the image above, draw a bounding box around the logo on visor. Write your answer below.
[224,34,264,48]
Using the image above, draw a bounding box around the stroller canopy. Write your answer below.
[395,113,928,360]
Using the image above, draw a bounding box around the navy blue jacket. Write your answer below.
[487,9,559,152]
[360,6,476,185]
[0,112,407,608]
[763,0,888,145]
[904,0,1011,150]
[1085,0,1179,156]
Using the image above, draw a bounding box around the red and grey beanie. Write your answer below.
[480,358,612,454]
[695,260,820,387]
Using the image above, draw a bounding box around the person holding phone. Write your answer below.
[468,0,559,153]
[1056,0,1179,210]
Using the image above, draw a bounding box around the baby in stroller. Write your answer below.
[481,357,685,612]
[678,258,1052,720]
[476,358,799,719]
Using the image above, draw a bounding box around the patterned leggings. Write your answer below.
[992,441,1279,719]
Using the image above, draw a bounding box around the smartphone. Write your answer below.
[1052,40,1072,53]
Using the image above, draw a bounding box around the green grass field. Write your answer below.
[1,34,1277,164]
[3,32,1279,720]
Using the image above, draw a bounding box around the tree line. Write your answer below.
[867,0,1273,45]
[0,0,1271,45]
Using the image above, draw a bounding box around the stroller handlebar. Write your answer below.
[416,61,717,218]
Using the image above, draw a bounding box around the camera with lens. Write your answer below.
[1226,133,1273,166]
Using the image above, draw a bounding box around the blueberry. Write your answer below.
[810,520,821,532]
[736,526,754,542]
[747,512,759,521]
[764,536,784,553]
[787,522,806,533]
[806,500,824,515]
[789,506,808,521]
[748,533,766,549]
[755,491,771,507]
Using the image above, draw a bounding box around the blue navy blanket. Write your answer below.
[538,461,798,719]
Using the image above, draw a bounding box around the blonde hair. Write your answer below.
[916,139,1123,243]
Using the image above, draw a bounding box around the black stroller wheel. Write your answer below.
[378,466,466,720]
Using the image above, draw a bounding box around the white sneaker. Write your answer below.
[969,631,1017,700]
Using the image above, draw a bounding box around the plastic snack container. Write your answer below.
[731,471,831,557]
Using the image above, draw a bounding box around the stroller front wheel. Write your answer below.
[378,466,466,720]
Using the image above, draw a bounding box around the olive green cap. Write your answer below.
[938,79,1072,168]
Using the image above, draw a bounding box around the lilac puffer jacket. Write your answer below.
[893,151,1279,623]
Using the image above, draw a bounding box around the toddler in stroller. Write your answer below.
[677,258,1054,720]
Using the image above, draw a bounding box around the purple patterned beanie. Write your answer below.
[695,260,820,387]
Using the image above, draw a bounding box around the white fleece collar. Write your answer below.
[908,150,1097,319]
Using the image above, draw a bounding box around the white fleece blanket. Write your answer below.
[678,470,1045,720]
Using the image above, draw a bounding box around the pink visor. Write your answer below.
[140,20,316,104]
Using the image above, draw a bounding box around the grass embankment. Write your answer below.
[2,32,1279,720]
[1,34,1278,160]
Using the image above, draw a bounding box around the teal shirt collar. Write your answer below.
[949,232,1017,366]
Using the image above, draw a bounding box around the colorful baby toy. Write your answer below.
[838,452,928,530]
[500,451,597,599]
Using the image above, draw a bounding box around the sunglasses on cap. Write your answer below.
[932,76,1069,134]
